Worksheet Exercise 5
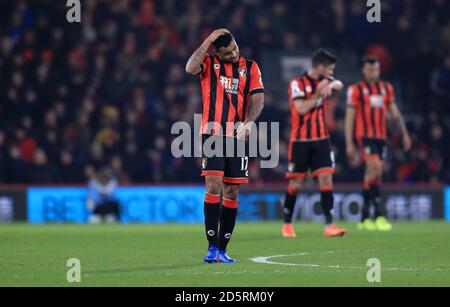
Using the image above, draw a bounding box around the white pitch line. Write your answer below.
[250,251,450,272]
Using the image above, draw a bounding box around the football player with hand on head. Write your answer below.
[186,29,265,263]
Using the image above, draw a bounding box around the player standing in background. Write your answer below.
[186,29,265,263]
[345,56,412,231]
[282,49,347,238]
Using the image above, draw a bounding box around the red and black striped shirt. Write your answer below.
[288,73,329,142]
[347,80,395,140]
[200,55,264,137]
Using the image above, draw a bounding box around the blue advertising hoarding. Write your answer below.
[27,186,447,224]
[27,187,206,224]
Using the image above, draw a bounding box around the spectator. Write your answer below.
[86,168,121,224]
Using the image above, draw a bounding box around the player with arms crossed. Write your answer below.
[186,30,264,263]
[282,49,347,238]
[345,56,411,231]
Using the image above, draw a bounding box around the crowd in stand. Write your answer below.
[0,0,449,185]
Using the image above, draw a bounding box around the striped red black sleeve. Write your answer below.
[386,82,396,104]
[290,78,306,100]
[346,84,359,108]
[249,62,264,95]
[200,55,211,77]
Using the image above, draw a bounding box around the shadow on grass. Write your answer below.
[86,262,207,276]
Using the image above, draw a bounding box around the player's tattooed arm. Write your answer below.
[185,40,211,75]
[236,93,264,140]
[185,29,229,75]
[389,103,412,151]
[247,92,265,123]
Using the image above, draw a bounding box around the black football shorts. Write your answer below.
[201,134,249,184]
[357,137,387,161]
[286,139,335,179]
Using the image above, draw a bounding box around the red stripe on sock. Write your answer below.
[373,178,382,186]
[365,178,382,188]
[205,193,220,204]
[287,186,298,196]
[320,186,333,193]
[223,198,238,209]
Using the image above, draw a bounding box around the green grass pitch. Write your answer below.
[1,222,450,286]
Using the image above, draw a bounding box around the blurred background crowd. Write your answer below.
[0,0,449,185]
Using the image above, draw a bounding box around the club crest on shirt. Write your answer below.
[239,68,247,77]
[214,64,220,70]
[201,158,207,169]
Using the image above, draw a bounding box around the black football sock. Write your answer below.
[204,193,221,248]
[283,187,298,224]
[218,199,238,252]
[371,183,385,218]
[361,188,371,222]
[320,188,334,226]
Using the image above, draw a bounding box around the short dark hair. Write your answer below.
[361,55,380,67]
[312,49,336,67]
[213,33,234,50]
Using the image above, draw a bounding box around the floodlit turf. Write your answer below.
[1,222,449,287]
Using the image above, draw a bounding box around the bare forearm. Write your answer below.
[246,93,264,123]
[295,93,321,115]
[389,104,410,137]
[185,39,212,75]
[345,108,356,146]
[393,114,409,137]
[388,103,412,150]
